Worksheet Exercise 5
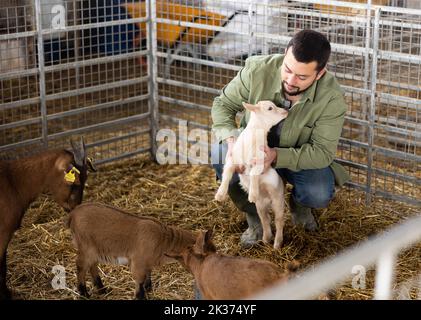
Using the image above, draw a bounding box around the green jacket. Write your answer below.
[211,54,350,186]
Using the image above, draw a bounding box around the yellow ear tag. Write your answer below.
[64,167,80,183]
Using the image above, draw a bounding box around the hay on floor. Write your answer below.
[7,155,420,300]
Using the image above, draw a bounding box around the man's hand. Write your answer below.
[225,137,245,174]
[251,145,277,172]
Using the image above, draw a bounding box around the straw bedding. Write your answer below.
[6,155,420,300]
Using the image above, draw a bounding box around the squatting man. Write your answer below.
[211,29,350,247]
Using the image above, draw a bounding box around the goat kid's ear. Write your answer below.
[204,229,213,243]
[195,230,213,252]
[242,102,259,113]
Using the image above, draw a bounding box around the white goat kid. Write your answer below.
[215,101,288,249]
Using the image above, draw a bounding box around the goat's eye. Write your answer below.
[268,107,273,111]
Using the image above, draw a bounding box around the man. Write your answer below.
[211,30,350,248]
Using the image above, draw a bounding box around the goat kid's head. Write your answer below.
[52,137,96,212]
[243,101,288,131]
[165,230,216,270]
[166,230,217,269]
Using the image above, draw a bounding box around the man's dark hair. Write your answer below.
[286,30,331,72]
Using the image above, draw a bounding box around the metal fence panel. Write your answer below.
[155,0,420,206]
[0,0,419,206]
[1,0,151,163]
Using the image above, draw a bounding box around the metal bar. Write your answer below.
[160,114,211,131]
[157,78,221,95]
[35,0,48,148]
[39,17,149,37]
[209,0,370,10]
[43,50,149,73]
[379,18,421,31]
[366,8,381,205]
[0,137,43,153]
[374,252,396,300]
[336,159,368,171]
[378,50,421,65]
[0,97,40,111]
[86,129,151,149]
[44,77,149,101]
[47,113,150,140]
[379,4,421,15]
[248,0,253,58]
[378,92,421,108]
[374,123,421,139]
[0,117,41,131]
[159,96,211,113]
[46,94,150,120]
[156,52,241,72]
[253,215,421,300]
[156,17,249,36]
[0,30,37,41]
[147,0,159,160]
[93,148,151,166]
[0,68,38,81]
[372,190,421,207]
[360,0,372,141]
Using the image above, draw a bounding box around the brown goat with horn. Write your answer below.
[0,137,95,300]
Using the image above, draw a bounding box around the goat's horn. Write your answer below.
[70,137,85,167]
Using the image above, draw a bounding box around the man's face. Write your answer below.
[280,48,325,96]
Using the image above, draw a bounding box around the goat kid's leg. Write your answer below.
[215,161,235,201]
[89,264,107,295]
[267,185,286,249]
[0,252,11,300]
[131,262,149,300]
[76,254,90,298]
[248,170,260,203]
[143,271,152,292]
[255,199,272,244]
[0,231,13,300]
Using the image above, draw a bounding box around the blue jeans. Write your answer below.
[211,143,335,209]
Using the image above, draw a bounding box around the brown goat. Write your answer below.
[67,202,197,299]
[0,138,93,300]
[170,230,297,300]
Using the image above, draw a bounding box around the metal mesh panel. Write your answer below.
[1,0,419,206]
[155,0,420,206]
[1,0,151,162]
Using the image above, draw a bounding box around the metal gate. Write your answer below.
[0,0,420,206]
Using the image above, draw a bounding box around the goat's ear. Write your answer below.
[242,102,259,113]
[55,156,69,173]
[195,230,207,252]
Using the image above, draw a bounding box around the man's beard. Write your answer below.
[282,81,308,96]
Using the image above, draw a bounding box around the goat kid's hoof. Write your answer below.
[248,194,258,204]
[97,286,109,295]
[78,284,90,299]
[214,190,227,202]
[273,240,283,250]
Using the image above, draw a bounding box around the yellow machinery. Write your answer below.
[123,1,227,48]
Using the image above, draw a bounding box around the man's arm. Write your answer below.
[211,59,253,143]
[273,94,347,171]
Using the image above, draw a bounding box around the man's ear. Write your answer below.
[316,68,326,80]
